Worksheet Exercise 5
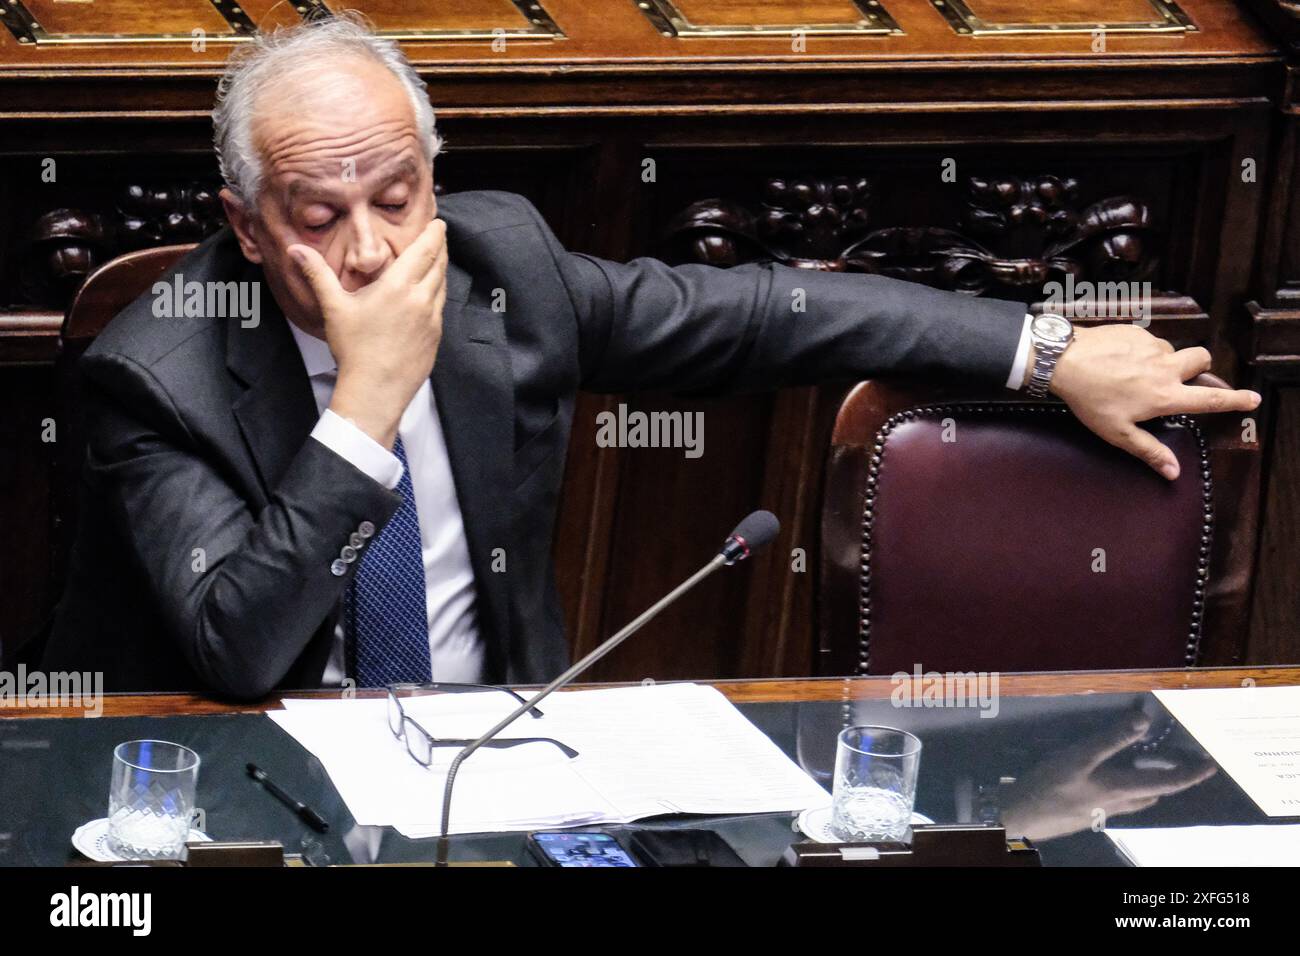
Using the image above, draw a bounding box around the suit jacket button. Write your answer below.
[341,545,358,562]
[359,521,376,539]
[330,559,348,577]
[349,532,364,549]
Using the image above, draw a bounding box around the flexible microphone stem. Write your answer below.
[435,553,727,865]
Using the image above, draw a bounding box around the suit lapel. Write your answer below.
[433,261,515,681]
[226,269,319,505]
[224,267,333,687]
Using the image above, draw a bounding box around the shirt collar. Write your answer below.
[286,319,338,378]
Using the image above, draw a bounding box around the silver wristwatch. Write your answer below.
[1024,313,1075,398]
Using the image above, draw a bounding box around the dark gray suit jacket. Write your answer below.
[43,190,1027,699]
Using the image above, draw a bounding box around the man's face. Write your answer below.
[221,56,437,337]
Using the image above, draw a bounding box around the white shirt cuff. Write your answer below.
[1006,314,1034,390]
[310,408,404,490]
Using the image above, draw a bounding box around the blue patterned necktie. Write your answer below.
[346,436,432,686]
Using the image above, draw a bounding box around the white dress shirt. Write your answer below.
[288,322,484,685]
[1008,315,1033,390]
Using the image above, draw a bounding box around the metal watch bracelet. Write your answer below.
[1024,313,1075,398]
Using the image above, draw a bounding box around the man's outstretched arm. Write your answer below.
[530,200,1258,480]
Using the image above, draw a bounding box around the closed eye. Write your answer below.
[301,202,405,233]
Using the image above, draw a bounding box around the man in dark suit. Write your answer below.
[42,16,1260,699]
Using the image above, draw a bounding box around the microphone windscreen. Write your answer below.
[727,510,780,553]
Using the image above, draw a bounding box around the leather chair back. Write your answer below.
[819,381,1260,675]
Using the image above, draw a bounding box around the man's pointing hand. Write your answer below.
[1048,324,1260,481]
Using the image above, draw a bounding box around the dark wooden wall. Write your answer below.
[1,0,1297,681]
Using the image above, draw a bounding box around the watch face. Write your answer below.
[1032,314,1073,343]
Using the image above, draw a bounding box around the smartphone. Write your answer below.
[527,830,640,867]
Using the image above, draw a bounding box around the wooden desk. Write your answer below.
[1,665,1296,868]
[5,664,1297,718]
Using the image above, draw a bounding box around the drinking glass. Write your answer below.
[107,739,201,860]
[831,725,921,842]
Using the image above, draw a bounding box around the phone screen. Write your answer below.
[532,831,639,867]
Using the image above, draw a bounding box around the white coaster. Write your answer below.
[797,806,934,843]
[72,818,212,863]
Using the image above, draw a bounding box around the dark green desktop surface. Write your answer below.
[0,690,1272,867]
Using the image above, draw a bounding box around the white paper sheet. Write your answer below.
[268,682,829,837]
[1153,686,1300,817]
[1106,825,1300,866]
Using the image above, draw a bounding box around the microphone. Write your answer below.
[720,509,780,565]
[435,510,780,864]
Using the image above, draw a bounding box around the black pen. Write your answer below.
[247,763,330,833]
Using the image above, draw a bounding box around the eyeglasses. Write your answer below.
[385,683,579,767]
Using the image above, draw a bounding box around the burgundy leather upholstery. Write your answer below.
[821,391,1216,676]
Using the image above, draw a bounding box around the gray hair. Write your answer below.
[212,11,443,206]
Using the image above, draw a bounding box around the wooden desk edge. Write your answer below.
[2,666,1297,719]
